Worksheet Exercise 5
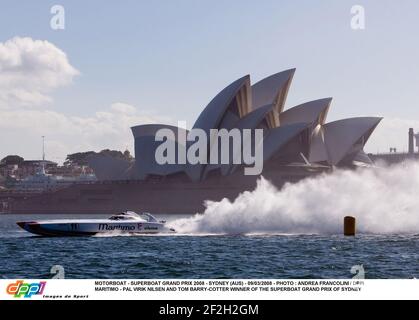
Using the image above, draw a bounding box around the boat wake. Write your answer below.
[92,232,225,238]
[169,161,419,235]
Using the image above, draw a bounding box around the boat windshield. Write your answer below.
[108,211,160,222]
[109,211,142,221]
[139,212,159,222]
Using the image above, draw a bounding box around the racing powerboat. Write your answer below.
[17,211,176,237]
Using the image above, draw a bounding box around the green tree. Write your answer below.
[64,149,133,167]
[0,155,24,166]
[64,152,96,167]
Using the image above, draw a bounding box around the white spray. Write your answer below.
[170,161,419,235]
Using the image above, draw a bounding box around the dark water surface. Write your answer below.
[0,214,418,279]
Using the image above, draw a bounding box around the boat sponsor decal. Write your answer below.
[98,224,136,231]
[144,226,158,230]
[6,280,46,298]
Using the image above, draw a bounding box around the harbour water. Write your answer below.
[0,214,418,279]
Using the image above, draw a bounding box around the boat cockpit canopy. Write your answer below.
[109,211,141,221]
[108,211,159,222]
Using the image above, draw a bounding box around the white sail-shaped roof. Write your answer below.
[88,69,383,182]
[252,69,295,111]
[251,69,295,128]
[203,104,273,178]
[262,123,309,162]
[309,124,329,163]
[310,117,382,165]
[193,75,251,134]
[279,98,332,127]
[228,122,309,175]
[131,124,188,179]
[189,75,252,181]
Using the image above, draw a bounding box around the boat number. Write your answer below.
[70,223,78,231]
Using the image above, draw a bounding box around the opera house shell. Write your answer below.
[11,69,382,214]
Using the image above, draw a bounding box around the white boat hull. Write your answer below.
[17,219,174,237]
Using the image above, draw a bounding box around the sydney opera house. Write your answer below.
[11,69,382,214]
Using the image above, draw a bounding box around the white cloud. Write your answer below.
[0,36,79,108]
[0,103,170,163]
[0,37,172,163]
[110,102,137,114]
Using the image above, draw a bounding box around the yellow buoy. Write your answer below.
[344,216,356,236]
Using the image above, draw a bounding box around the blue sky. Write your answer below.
[1,0,419,161]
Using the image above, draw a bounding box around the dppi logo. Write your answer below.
[6,280,46,298]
